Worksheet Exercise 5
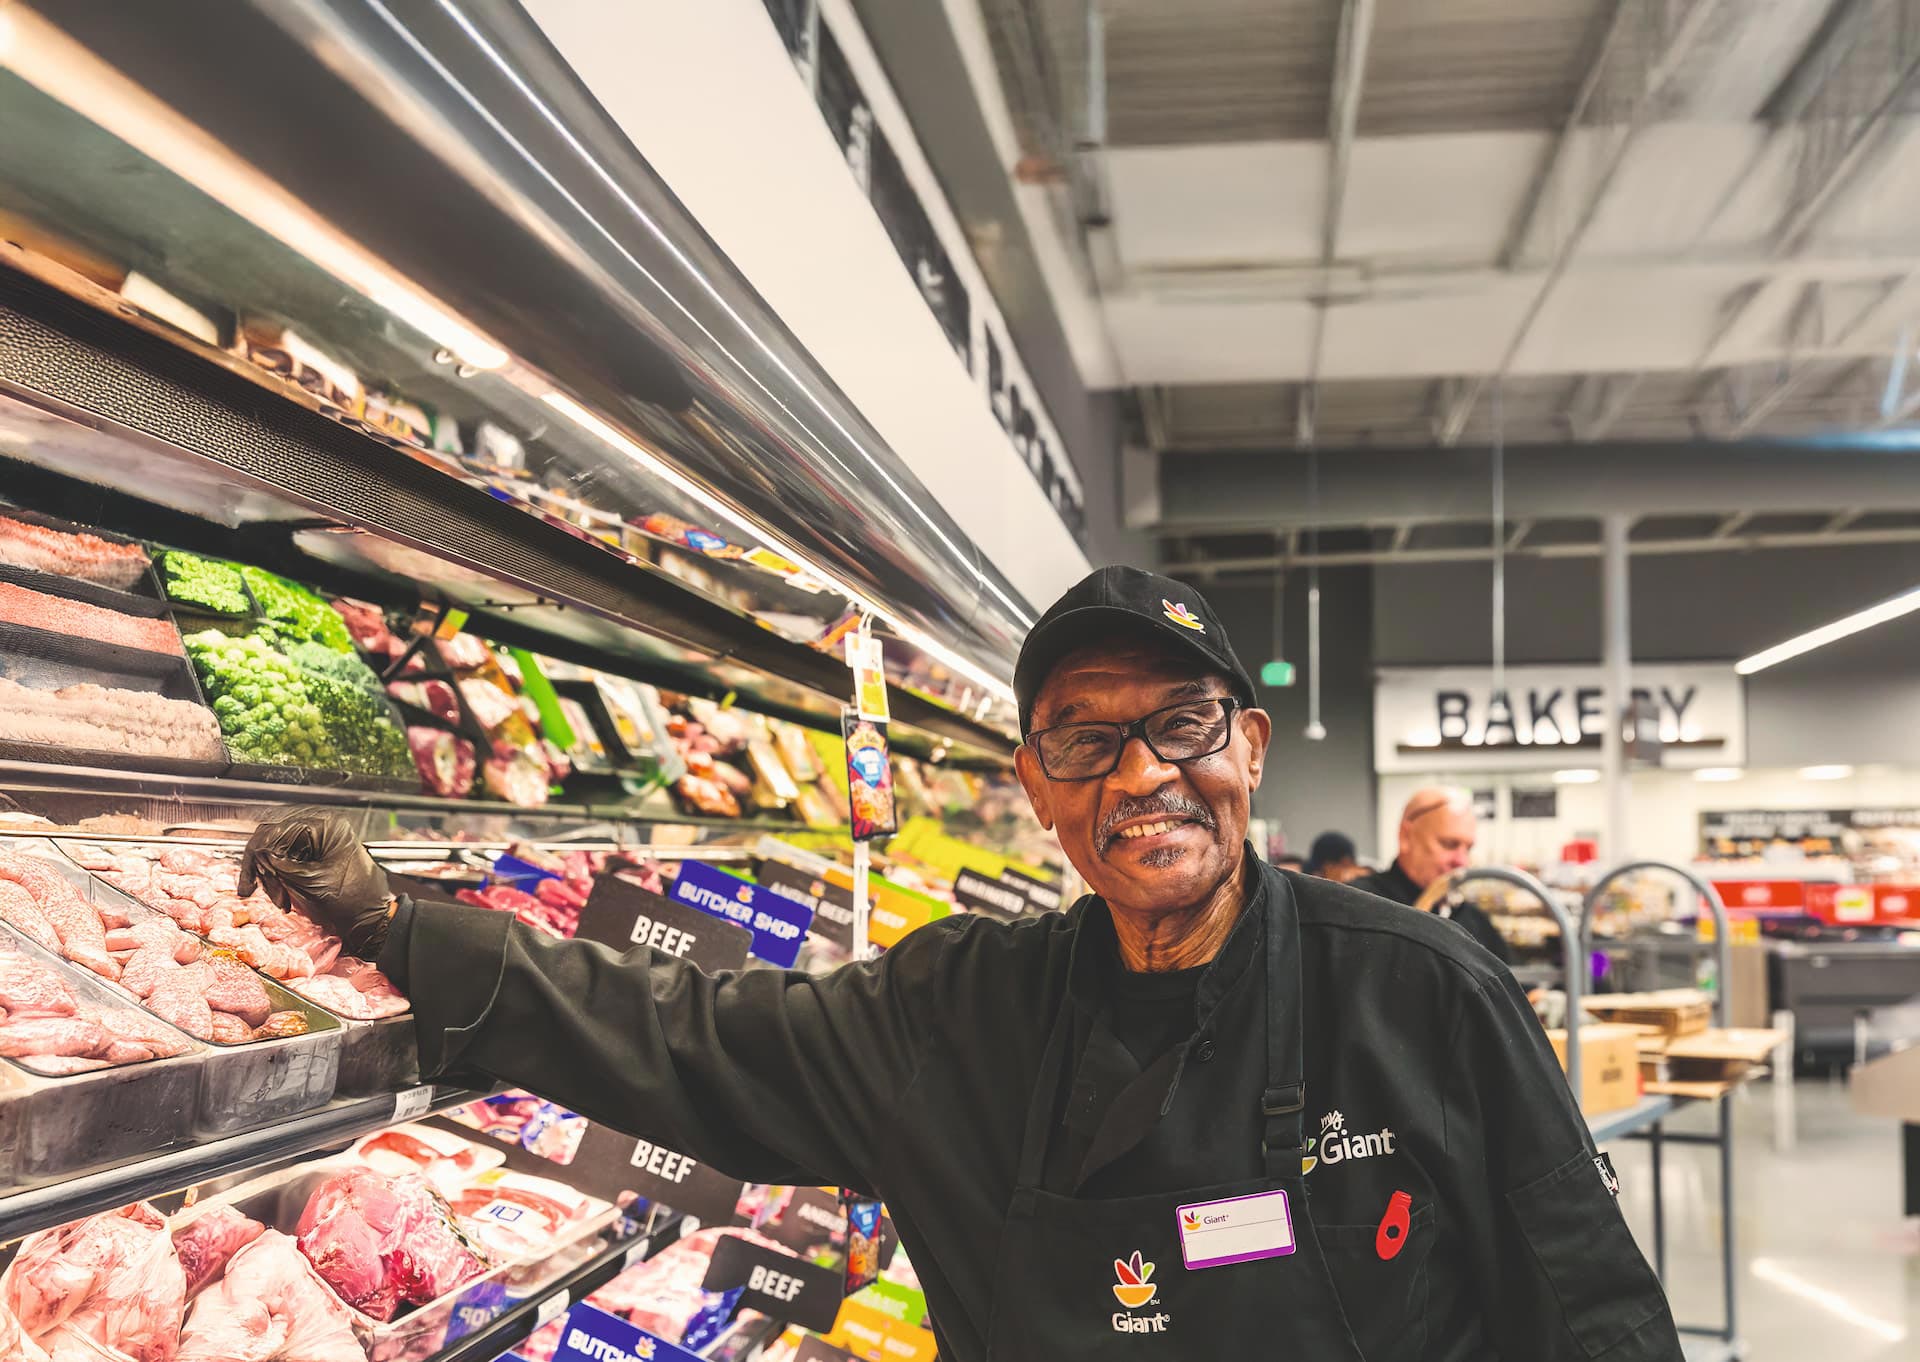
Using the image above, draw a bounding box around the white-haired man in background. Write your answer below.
[1353,786,1511,963]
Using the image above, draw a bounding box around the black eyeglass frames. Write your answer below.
[1026,696,1241,781]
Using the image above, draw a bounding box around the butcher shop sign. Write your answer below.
[1374,663,1743,774]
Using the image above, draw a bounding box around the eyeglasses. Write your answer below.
[1027,697,1241,782]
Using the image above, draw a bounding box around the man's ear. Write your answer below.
[1239,707,1273,790]
[1014,744,1055,831]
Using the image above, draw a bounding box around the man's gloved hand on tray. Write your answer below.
[238,806,395,960]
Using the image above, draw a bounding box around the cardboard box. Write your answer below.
[1548,1024,1644,1115]
[1851,1044,1920,1123]
[1582,989,1712,1039]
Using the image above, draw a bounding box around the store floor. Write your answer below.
[1601,1077,1917,1361]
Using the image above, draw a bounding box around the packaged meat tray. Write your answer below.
[0,620,228,777]
[190,1162,513,1361]
[55,837,415,1096]
[0,573,184,659]
[0,507,155,593]
[0,839,343,1134]
[0,919,203,1184]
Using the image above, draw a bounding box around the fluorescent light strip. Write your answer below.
[1692,767,1743,782]
[1552,768,1601,784]
[411,0,1036,631]
[1797,764,1854,781]
[543,393,1016,705]
[0,10,507,370]
[1735,585,1920,674]
[1749,1259,1905,1345]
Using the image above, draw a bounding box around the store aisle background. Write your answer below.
[1606,1081,1918,1360]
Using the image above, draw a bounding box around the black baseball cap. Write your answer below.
[1014,566,1258,735]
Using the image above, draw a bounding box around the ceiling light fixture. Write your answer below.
[1552,768,1602,784]
[543,393,1017,706]
[1692,767,1744,782]
[1797,764,1854,781]
[1735,585,1920,674]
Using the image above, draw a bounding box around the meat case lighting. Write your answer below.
[0,5,508,372]
[542,393,1019,709]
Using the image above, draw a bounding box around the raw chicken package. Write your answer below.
[176,1229,365,1362]
[2,840,344,1133]
[2,1201,186,1362]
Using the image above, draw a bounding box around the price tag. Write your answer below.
[953,869,1028,919]
[535,1290,570,1327]
[392,1085,434,1122]
[847,634,890,723]
[623,1236,653,1270]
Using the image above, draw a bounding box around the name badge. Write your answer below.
[1176,1190,1296,1270]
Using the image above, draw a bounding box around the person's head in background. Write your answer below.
[1304,831,1363,883]
[1397,786,1478,889]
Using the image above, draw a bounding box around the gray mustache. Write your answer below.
[1097,793,1216,852]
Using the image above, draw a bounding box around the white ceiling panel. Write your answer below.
[1338,131,1546,264]
[1103,294,1316,384]
[1105,142,1322,268]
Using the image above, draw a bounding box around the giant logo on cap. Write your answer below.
[1162,600,1205,633]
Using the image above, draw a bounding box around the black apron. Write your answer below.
[983,879,1378,1360]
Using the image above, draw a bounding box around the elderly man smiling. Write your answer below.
[241,566,1679,1362]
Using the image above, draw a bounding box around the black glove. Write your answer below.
[238,806,394,959]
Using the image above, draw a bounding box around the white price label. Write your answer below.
[623,1236,653,1269]
[391,1085,434,1122]
[534,1291,569,1327]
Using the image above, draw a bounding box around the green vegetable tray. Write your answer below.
[156,550,262,621]
[183,627,423,793]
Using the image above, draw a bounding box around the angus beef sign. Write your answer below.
[1374,664,1743,774]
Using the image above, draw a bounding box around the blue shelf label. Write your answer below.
[671,861,813,969]
[552,1303,704,1362]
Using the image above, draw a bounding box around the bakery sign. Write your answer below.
[1374,664,1743,774]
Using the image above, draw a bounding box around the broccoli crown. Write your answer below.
[163,551,251,615]
[187,623,408,775]
[239,566,355,652]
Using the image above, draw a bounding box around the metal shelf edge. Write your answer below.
[0,1084,488,1243]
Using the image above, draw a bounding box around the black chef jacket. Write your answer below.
[1353,859,1514,964]
[381,853,1676,1361]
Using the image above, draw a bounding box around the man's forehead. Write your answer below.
[1034,641,1223,725]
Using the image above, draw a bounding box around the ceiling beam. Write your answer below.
[1713,511,1751,539]
[1296,0,1377,449]
[1497,0,1632,270]
[1563,372,1647,442]
[1506,520,1534,552]
[1169,525,1920,575]
[1441,0,1724,445]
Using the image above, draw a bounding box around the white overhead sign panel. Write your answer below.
[1374,664,1744,774]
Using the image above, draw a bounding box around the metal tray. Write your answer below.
[0,919,204,1185]
[200,1163,520,1362]
[14,840,344,1134]
[51,836,411,1098]
[0,618,229,777]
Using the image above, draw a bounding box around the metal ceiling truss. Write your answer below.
[1697,273,1905,436]
[1167,519,1920,576]
[1296,0,1378,449]
[1439,0,1725,447]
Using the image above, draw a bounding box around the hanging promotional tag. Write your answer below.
[848,633,890,724]
[840,1191,884,1296]
[842,708,898,843]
